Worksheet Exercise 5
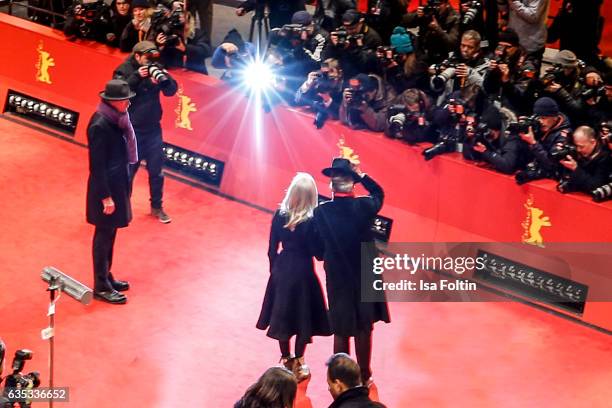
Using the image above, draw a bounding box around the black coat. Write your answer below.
[313,175,390,336]
[256,211,331,341]
[563,150,612,194]
[113,55,178,133]
[328,387,387,408]
[86,111,132,228]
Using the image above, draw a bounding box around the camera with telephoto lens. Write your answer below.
[591,182,612,203]
[461,1,481,25]
[345,78,369,108]
[431,58,460,92]
[422,132,459,161]
[64,0,111,39]
[507,115,540,136]
[540,64,564,87]
[147,63,170,85]
[387,104,427,138]
[2,349,41,407]
[151,4,185,48]
[549,142,577,161]
[515,161,548,184]
[466,122,493,150]
[331,28,364,48]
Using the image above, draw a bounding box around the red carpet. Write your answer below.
[0,117,611,407]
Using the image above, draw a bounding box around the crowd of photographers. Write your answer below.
[213,0,612,202]
[27,0,612,202]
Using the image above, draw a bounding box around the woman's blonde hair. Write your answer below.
[280,172,318,231]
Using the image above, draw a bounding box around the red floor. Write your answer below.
[0,117,611,408]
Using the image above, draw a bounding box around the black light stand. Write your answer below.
[248,2,270,50]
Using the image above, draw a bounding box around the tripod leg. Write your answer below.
[249,16,256,43]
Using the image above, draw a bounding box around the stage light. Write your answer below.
[4,91,79,134]
[162,143,224,186]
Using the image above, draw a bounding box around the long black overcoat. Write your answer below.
[313,175,390,336]
[86,112,132,228]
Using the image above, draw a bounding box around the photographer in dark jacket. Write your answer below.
[377,27,429,94]
[236,0,305,29]
[557,126,612,194]
[113,41,178,223]
[296,58,345,129]
[385,88,433,143]
[401,0,460,65]
[518,97,571,178]
[325,10,383,81]
[340,73,396,131]
[105,0,132,47]
[464,105,528,174]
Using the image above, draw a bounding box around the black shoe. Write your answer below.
[111,280,130,292]
[94,290,127,304]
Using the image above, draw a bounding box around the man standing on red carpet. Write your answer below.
[86,79,137,304]
[313,158,390,386]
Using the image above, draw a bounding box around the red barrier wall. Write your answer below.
[1,14,611,330]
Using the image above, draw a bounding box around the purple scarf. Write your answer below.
[97,102,138,164]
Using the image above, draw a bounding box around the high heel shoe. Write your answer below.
[293,356,311,383]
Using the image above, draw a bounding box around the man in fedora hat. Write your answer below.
[313,158,390,386]
[86,79,138,304]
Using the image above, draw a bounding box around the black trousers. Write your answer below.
[131,128,164,209]
[190,0,213,45]
[333,330,373,383]
[93,226,118,292]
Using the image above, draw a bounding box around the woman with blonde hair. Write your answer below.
[256,173,331,382]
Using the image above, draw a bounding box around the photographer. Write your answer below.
[211,29,257,81]
[516,97,572,182]
[540,50,585,123]
[570,68,610,128]
[113,41,178,223]
[156,9,212,74]
[482,29,534,114]
[63,0,113,42]
[557,126,611,194]
[119,0,154,52]
[364,0,408,43]
[401,0,460,65]
[464,105,528,174]
[339,73,396,131]
[325,10,383,81]
[236,0,305,29]
[384,88,433,143]
[105,0,132,47]
[429,30,488,105]
[296,58,344,129]
[377,26,429,94]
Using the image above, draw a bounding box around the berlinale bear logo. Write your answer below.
[175,87,197,131]
[522,195,551,247]
[36,41,54,84]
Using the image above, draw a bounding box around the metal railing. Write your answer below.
[4,0,67,28]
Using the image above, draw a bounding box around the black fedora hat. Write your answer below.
[99,79,136,101]
[322,157,361,182]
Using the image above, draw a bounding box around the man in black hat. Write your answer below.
[114,41,178,223]
[313,158,390,386]
[87,79,138,304]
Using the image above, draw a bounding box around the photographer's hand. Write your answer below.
[102,197,115,215]
[560,155,577,171]
[498,63,510,83]
[473,142,487,153]
[416,6,424,18]
[488,59,498,71]
[236,7,246,16]
[520,126,537,146]
[138,66,150,78]
[330,33,339,46]
[545,82,561,93]
[176,37,186,53]
[343,89,353,104]
[318,92,333,107]
[456,64,469,79]
[156,33,167,47]
[429,16,440,30]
